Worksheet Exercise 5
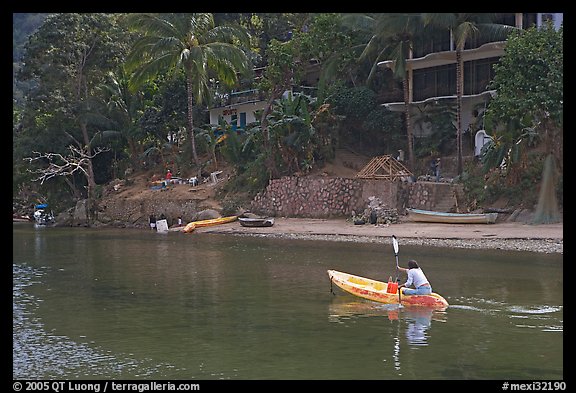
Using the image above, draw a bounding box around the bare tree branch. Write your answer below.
[24,145,109,185]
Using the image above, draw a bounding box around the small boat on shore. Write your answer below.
[406,208,497,224]
[238,217,275,227]
[182,215,238,233]
[327,270,448,308]
[33,204,55,226]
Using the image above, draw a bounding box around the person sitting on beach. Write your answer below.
[398,260,432,296]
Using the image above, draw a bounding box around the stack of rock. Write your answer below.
[352,196,400,225]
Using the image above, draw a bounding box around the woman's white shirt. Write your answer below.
[405,268,429,288]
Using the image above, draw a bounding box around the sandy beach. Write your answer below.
[198,217,563,254]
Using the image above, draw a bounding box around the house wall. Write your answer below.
[209,101,266,127]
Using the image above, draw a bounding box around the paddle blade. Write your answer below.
[392,235,399,255]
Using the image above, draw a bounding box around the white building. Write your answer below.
[208,13,562,154]
[377,13,563,155]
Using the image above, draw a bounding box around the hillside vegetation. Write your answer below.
[13,14,562,224]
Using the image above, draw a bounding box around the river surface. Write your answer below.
[13,223,563,380]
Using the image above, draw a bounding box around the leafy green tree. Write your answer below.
[197,118,229,171]
[257,38,302,178]
[327,85,376,121]
[422,13,516,175]
[17,13,129,216]
[248,14,361,179]
[13,13,48,108]
[485,23,563,158]
[268,92,316,174]
[225,13,309,64]
[484,22,562,222]
[342,13,427,169]
[124,13,251,173]
[413,100,457,157]
[297,13,358,99]
[100,67,153,170]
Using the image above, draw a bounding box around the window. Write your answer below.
[413,64,455,102]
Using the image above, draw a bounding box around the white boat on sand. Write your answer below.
[406,208,497,224]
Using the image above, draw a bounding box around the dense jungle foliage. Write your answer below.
[13,13,562,220]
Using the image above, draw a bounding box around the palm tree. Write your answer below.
[422,13,516,175]
[101,68,148,169]
[124,13,250,172]
[342,13,426,170]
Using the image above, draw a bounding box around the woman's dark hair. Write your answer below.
[408,260,419,269]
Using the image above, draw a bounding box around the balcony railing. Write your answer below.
[211,89,264,109]
[229,89,264,105]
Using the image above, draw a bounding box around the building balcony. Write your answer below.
[212,89,265,109]
[378,41,506,73]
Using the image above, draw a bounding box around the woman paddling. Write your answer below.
[398,260,432,295]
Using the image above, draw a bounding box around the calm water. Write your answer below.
[13,223,563,380]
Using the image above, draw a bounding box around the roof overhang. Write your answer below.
[382,90,497,112]
[378,41,507,71]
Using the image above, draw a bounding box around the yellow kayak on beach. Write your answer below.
[182,216,238,233]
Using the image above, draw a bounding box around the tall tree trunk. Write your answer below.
[456,48,464,175]
[127,136,140,170]
[261,83,289,180]
[532,119,562,224]
[186,73,200,176]
[532,153,561,224]
[63,176,83,200]
[261,94,274,151]
[403,76,414,171]
[80,121,97,224]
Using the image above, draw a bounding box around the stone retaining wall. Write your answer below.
[250,176,459,218]
[57,178,463,226]
[251,176,399,218]
[90,197,201,227]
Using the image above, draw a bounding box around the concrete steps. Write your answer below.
[432,183,465,212]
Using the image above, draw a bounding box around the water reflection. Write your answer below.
[13,263,182,379]
[328,298,446,346]
[14,226,563,380]
[328,298,450,375]
[405,309,431,345]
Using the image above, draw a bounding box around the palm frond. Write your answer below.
[126,13,181,38]
[422,13,456,28]
[454,21,478,49]
[189,13,214,36]
[206,24,250,47]
[340,13,375,32]
[88,130,121,147]
[128,52,180,91]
